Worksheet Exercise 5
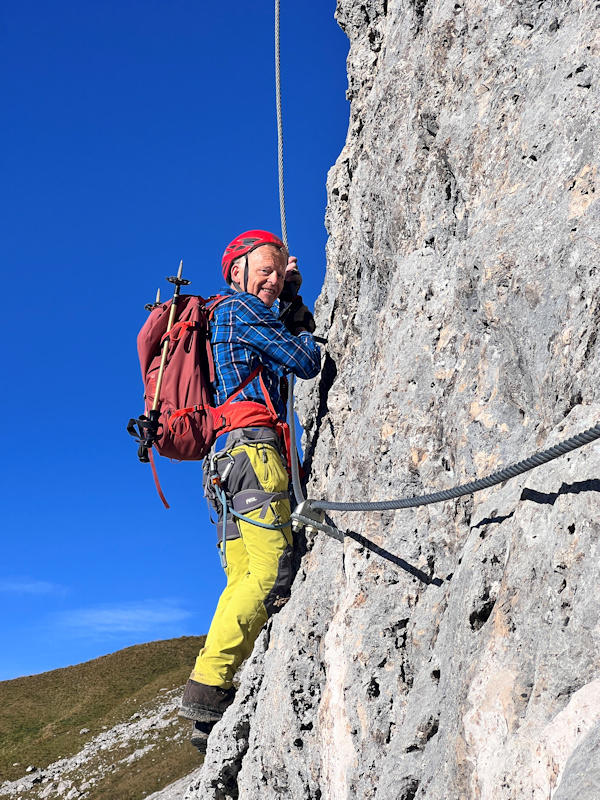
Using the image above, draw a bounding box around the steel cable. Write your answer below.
[275,0,288,248]
[274,0,306,504]
[311,424,600,512]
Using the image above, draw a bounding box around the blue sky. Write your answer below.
[0,1,349,680]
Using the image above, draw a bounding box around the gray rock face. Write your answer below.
[145,768,203,800]
[193,1,600,798]
[553,721,600,800]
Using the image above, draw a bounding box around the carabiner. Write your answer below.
[220,452,236,483]
[210,451,235,487]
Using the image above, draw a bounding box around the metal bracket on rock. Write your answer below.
[291,501,343,541]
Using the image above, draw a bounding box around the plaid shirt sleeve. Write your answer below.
[210,289,321,419]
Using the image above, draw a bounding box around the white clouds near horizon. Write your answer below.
[55,599,193,636]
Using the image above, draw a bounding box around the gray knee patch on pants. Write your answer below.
[264,544,294,617]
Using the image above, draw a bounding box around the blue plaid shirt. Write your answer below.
[210,286,321,420]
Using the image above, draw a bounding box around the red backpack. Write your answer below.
[128,293,291,507]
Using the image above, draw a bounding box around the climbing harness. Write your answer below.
[210,448,291,569]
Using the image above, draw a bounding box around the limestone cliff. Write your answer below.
[191,1,600,798]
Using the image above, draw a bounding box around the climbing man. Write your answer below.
[178,229,321,752]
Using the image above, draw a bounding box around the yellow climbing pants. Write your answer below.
[191,437,293,689]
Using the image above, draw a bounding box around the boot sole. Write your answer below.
[190,720,213,754]
[190,734,208,754]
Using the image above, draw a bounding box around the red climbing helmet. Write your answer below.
[221,230,287,283]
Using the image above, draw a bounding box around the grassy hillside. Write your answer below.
[0,636,205,798]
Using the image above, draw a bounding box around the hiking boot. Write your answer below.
[190,720,215,754]
[178,679,236,722]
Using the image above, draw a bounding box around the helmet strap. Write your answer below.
[230,254,249,294]
[243,254,249,293]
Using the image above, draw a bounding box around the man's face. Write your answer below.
[230,245,286,308]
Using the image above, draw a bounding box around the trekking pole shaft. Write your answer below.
[152,260,184,412]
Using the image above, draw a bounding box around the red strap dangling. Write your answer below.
[148,448,170,509]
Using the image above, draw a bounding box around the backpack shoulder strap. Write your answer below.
[199,294,229,385]
[219,366,263,409]
[206,293,230,320]
[218,366,279,420]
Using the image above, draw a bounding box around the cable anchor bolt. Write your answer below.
[291,500,325,535]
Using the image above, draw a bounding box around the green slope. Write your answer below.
[0,636,205,796]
